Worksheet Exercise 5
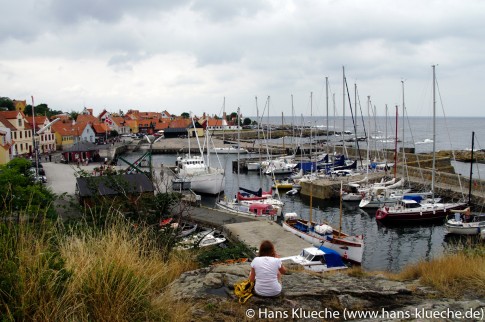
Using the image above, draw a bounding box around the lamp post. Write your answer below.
[30,96,40,179]
[33,118,61,180]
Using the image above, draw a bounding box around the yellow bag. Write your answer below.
[234,279,254,304]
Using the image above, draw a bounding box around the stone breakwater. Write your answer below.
[169,263,485,321]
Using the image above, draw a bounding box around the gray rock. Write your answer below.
[168,263,485,321]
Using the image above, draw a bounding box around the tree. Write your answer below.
[69,111,79,121]
[0,158,55,217]
[181,112,190,119]
[24,103,49,116]
[0,97,14,111]
[243,117,252,126]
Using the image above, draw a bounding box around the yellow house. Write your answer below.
[51,120,75,150]
[13,100,27,113]
[124,119,139,134]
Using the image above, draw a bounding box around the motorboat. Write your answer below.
[174,155,225,195]
[281,246,348,272]
[445,208,485,235]
[177,229,226,249]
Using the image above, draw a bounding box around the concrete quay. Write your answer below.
[222,220,312,257]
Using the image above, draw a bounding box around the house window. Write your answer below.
[18,119,22,127]
[13,132,17,140]
[20,131,22,139]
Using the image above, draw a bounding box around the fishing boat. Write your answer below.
[281,246,348,272]
[174,116,225,195]
[174,155,225,195]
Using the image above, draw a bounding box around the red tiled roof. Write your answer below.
[77,114,99,124]
[0,114,16,130]
[51,121,76,136]
[92,123,109,133]
[169,119,191,129]
[0,110,22,119]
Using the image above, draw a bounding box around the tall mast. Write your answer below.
[431,65,436,202]
[394,106,398,179]
[309,92,313,227]
[401,80,406,189]
[366,96,371,179]
[469,132,475,205]
[325,77,329,154]
[342,66,346,152]
[385,104,388,169]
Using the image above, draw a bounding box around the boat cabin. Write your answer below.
[175,155,207,174]
[249,203,277,216]
[398,199,422,209]
[282,246,347,272]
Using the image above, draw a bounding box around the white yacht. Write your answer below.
[175,155,225,195]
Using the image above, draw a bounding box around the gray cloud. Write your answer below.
[0,0,484,116]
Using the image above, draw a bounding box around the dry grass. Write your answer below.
[392,251,485,298]
[58,217,198,321]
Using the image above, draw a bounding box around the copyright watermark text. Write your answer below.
[245,307,485,320]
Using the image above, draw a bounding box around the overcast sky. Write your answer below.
[1,0,484,119]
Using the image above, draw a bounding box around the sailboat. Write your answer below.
[281,93,364,264]
[174,116,225,195]
[215,107,283,217]
[376,66,466,223]
[282,182,364,264]
[445,132,485,235]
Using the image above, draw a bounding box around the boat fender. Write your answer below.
[361,192,365,198]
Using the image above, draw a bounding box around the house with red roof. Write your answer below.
[0,111,33,157]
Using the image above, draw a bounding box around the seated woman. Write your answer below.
[249,240,287,297]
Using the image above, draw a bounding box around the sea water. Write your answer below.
[122,116,484,271]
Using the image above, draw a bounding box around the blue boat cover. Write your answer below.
[239,187,263,197]
[402,195,423,202]
[318,245,346,268]
[294,221,308,232]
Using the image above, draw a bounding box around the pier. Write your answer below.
[188,206,312,257]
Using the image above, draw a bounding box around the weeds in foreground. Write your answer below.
[1,210,198,321]
[392,247,485,298]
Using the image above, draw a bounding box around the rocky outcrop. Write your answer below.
[170,263,485,321]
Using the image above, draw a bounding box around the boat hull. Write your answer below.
[445,218,485,235]
[376,203,466,223]
[188,172,225,195]
[282,220,363,264]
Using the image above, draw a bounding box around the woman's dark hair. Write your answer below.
[258,240,276,257]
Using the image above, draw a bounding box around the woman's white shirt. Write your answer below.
[251,256,282,297]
